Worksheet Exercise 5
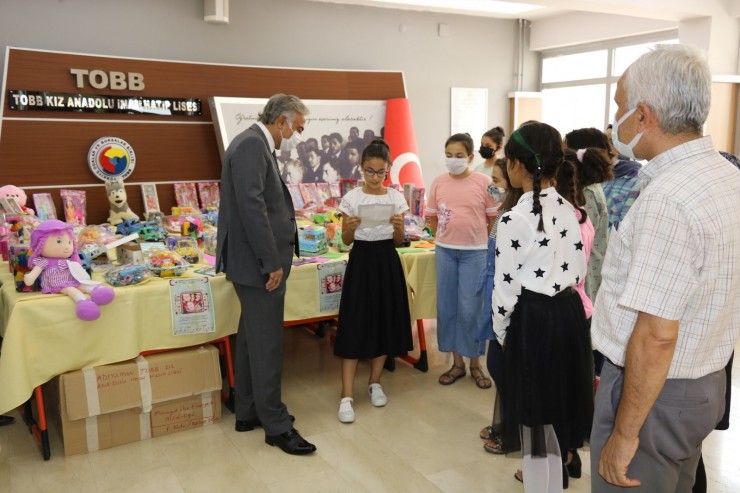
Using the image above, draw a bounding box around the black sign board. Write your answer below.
[7,90,202,116]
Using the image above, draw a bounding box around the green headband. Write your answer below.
[511,129,542,172]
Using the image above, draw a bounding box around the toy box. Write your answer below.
[9,243,41,292]
[298,225,328,256]
[166,236,200,264]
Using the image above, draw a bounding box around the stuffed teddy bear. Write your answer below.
[0,184,34,215]
[105,179,139,225]
[24,219,115,321]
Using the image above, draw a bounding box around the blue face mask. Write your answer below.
[488,185,505,202]
[611,108,643,160]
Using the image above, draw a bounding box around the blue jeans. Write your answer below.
[435,245,487,358]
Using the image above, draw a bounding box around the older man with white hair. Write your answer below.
[590,44,740,491]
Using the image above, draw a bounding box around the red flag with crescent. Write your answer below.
[384,98,424,188]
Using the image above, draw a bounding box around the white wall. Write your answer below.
[0,0,541,183]
[530,12,677,52]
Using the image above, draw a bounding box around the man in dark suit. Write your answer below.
[216,94,316,456]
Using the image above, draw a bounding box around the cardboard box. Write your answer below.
[150,391,221,438]
[47,345,222,455]
[116,242,143,265]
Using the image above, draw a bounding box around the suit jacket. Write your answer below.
[216,123,298,288]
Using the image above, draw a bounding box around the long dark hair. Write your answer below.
[504,122,563,232]
[557,150,588,224]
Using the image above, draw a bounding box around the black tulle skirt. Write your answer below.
[496,288,594,458]
[333,240,413,359]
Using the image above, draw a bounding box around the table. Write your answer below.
[0,247,437,417]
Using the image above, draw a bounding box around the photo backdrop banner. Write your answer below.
[210,97,385,184]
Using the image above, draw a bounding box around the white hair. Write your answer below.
[625,44,711,134]
[258,93,309,124]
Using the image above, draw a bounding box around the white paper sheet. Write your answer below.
[358,204,394,229]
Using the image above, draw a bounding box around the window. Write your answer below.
[541,34,678,137]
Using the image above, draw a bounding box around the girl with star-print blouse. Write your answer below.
[491,122,594,492]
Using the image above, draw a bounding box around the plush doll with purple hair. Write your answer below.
[23,219,115,321]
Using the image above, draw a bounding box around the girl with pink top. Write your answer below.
[426,133,498,388]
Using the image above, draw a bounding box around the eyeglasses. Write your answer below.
[363,168,388,177]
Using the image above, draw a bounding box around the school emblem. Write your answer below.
[88,137,136,181]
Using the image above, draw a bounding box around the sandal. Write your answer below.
[514,469,523,483]
[470,366,492,389]
[438,364,466,385]
[483,435,505,455]
[480,425,492,440]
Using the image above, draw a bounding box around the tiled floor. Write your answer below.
[1,322,738,492]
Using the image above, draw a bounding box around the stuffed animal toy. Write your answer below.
[105,179,139,225]
[0,184,34,215]
[24,219,115,321]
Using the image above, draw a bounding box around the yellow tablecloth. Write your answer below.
[0,248,436,414]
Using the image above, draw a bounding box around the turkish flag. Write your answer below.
[384,98,424,188]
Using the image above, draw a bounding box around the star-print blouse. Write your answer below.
[492,187,587,344]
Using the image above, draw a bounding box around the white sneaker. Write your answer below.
[368,383,387,407]
[338,397,355,423]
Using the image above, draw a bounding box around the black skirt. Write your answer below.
[333,240,413,359]
[497,288,594,458]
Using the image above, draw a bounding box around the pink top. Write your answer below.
[573,209,594,319]
[426,172,497,249]
[32,257,80,294]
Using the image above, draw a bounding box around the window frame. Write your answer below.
[540,31,679,130]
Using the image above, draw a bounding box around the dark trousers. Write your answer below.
[233,282,292,436]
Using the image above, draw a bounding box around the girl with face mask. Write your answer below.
[426,133,498,390]
[473,126,506,175]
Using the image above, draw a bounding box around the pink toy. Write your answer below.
[24,219,115,321]
[0,184,35,215]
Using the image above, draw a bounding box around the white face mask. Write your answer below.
[279,118,302,152]
[445,157,469,175]
[611,108,643,160]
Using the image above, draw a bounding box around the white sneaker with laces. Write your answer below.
[368,383,387,407]
[338,397,355,423]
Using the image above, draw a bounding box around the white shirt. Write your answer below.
[255,121,276,153]
[592,136,740,379]
[338,188,408,241]
[492,187,587,344]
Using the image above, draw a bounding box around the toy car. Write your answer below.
[138,222,167,242]
[115,218,143,236]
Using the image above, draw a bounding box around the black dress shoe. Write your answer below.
[0,415,15,427]
[235,414,295,432]
[265,428,316,455]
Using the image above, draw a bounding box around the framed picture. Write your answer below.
[197,182,220,210]
[173,183,199,209]
[140,183,161,214]
[33,193,57,220]
[209,97,385,184]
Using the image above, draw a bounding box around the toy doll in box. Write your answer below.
[0,185,35,215]
[23,219,115,321]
